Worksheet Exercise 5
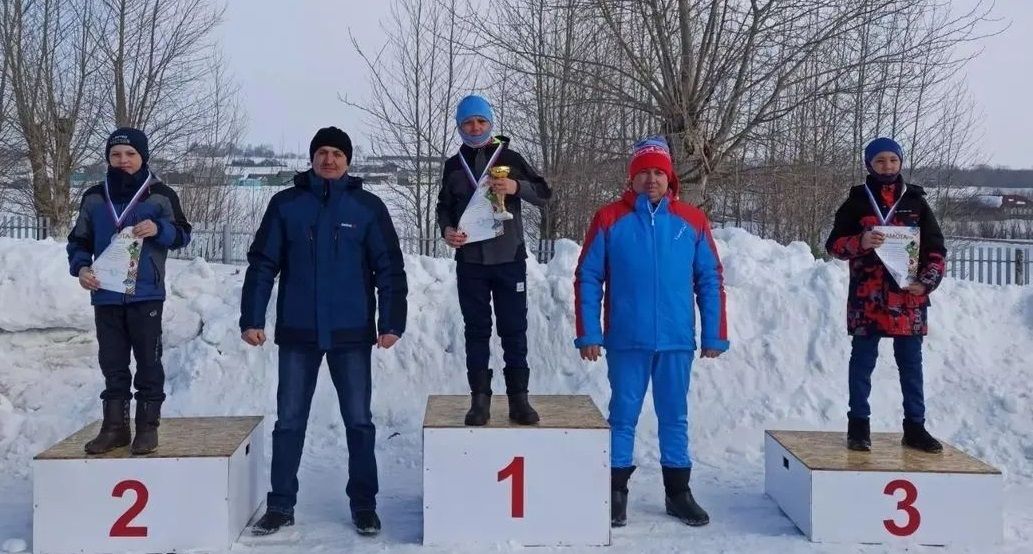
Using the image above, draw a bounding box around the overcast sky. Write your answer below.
[220,0,1033,168]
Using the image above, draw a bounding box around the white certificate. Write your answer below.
[92,228,144,294]
[873,225,920,289]
[457,180,504,244]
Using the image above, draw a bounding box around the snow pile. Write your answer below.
[1,229,1031,551]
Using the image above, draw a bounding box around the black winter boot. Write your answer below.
[251,510,294,536]
[353,510,381,536]
[902,419,943,453]
[847,417,872,451]
[131,400,161,455]
[662,467,710,527]
[611,466,635,527]
[84,399,131,455]
[464,369,492,426]
[503,367,540,425]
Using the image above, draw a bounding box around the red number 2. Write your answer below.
[110,480,149,537]
[883,479,920,537]
[497,456,525,518]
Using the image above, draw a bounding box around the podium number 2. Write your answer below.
[110,480,149,537]
[883,479,920,536]
[497,457,525,518]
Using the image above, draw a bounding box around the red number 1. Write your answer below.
[110,480,149,537]
[883,479,920,537]
[497,456,525,518]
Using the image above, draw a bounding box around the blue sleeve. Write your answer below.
[239,199,284,331]
[152,188,192,250]
[574,212,607,348]
[365,200,408,336]
[693,222,729,352]
[67,195,95,277]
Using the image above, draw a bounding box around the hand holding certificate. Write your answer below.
[873,225,920,289]
[456,141,506,244]
[91,228,143,294]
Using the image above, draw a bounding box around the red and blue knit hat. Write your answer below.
[628,136,678,193]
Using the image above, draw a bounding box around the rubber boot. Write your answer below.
[662,467,710,526]
[503,367,540,425]
[464,369,492,426]
[611,466,635,527]
[847,417,872,451]
[84,399,131,455]
[131,400,161,455]
[902,418,943,453]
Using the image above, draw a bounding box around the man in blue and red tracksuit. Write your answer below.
[574,136,728,529]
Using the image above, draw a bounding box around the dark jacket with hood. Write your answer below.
[239,171,407,350]
[825,175,947,336]
[436,136,551,265]
[67,167,192,305]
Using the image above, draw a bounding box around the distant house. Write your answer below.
[1002,194,1031,208]
[233,170,297,188]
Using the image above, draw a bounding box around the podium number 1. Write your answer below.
[497,457,525,518]
[883,479,920,537]
[110,480,149,537]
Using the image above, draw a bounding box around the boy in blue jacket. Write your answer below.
[68,127,192,456]
[574,137,728,528]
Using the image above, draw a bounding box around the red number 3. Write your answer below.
[110,480,149,537]
[883,479,920,536]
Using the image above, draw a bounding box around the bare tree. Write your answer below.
[175,51,246,228]
[93,0,227,155]
[344,0,476,254]
[0,0,105,231]
[477,0,995,209]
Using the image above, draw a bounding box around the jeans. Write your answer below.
[267,343,377,515]
[847,335,925,422]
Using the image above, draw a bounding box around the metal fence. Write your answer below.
[0,215,50,239]
[169,226,559,265]
[946,246,1031,286]
[5,216,1028,284]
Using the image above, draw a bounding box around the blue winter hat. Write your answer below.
[455,95,494,147]
[106,127,149,163]
[863,137,903,173]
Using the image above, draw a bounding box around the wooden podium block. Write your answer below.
[765,430,1002,546]
[33,416,265,554]
[423,395,610,546]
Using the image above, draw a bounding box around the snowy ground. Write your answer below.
[1,229,1031,553]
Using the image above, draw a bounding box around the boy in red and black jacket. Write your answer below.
[825,137,946,453]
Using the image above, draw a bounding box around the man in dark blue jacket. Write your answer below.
[240,127,407,538]
[68,127,192,456]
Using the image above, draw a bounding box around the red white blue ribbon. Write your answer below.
[863,182,908,226]
[104,172,154,229]
[458,142,505,190]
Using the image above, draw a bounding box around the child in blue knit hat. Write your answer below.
[826,137,947,453]
[436,95,553,427]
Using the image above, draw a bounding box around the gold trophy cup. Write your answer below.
[488,165,515,221]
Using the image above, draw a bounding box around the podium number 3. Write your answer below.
[497,457,525,518]
[883,479,920,536]
[110,480,149,537]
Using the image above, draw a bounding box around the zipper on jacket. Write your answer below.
[648,199,661,348]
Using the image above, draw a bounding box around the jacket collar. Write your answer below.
[621,188,672,215]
